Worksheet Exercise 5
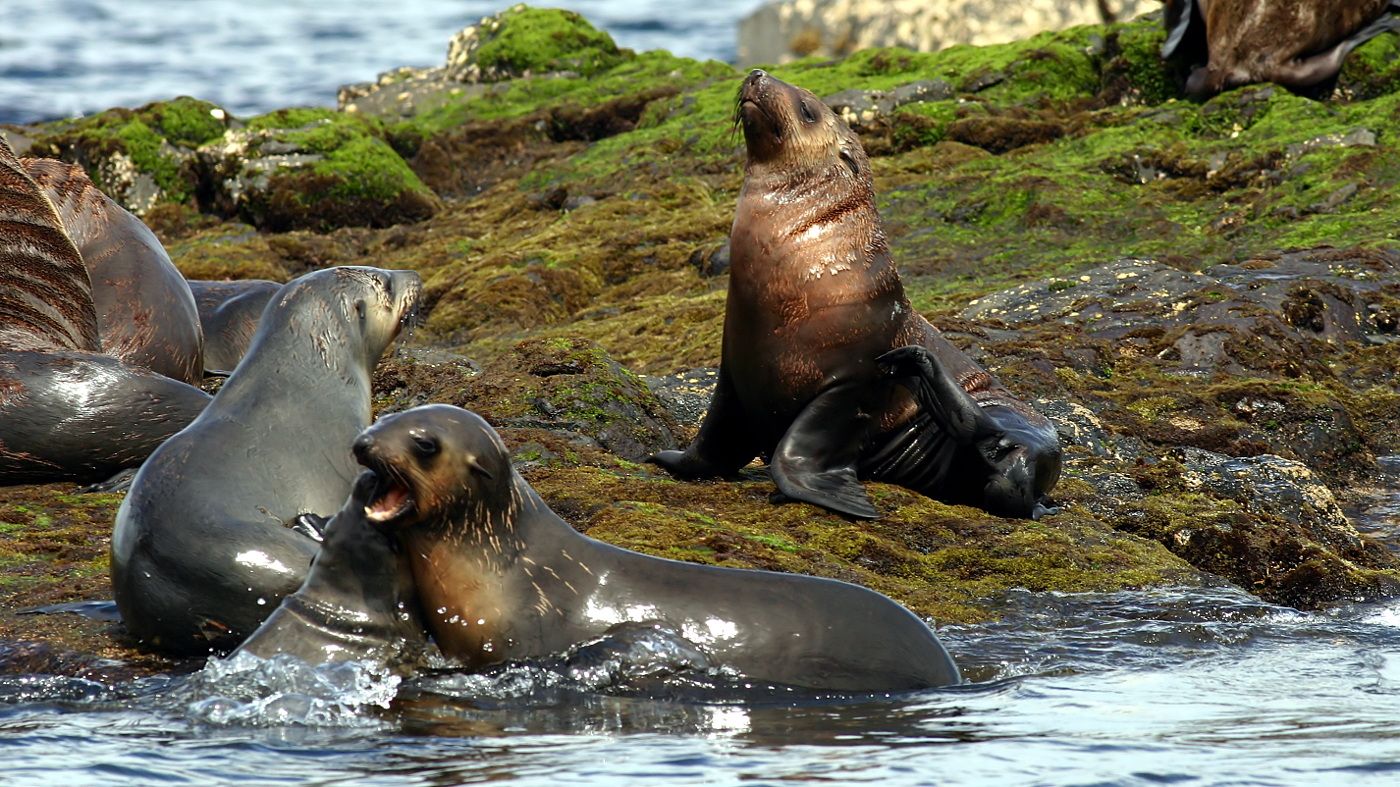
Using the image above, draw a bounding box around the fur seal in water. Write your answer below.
[111,265,422,655]
[0,139,209,485]
[233,469,429,668]
[22,158,204,385]
[649,71,1061,520]
[353,404,961,691]
[186,279,281,374]
[1163,0,1400,98]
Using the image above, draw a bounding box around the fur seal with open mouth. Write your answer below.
[0,139,209,486]
[354,404,961,692]
[1163,0,1400,98]
[648,71,1061,520]
[111,265,422,655]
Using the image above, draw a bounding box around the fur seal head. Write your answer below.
[255,266,421,378]
[352,404,516,533]
[737,69,869,183]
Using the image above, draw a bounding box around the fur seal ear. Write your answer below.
[839,149,860,177]
[466,455,494,480]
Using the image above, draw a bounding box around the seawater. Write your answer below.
[0,0,759,124]
[8,585,1400,785]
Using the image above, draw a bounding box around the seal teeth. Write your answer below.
[365,481,413,523]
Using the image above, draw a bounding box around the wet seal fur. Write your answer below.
[354,404,961,692]
[0,139,210,485]
[22,158,205,385]
[649,71,1061,520]
[111,266,422,655]
[233,469,430,669]
[1163,0,1400,98]
[186,279,281,374]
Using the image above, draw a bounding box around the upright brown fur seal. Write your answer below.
[354,405,961,691]
[1163,0,1400,98]
[0,138,209,485]
[649,71,1061,520]
[22,158,204,385]
[111,266,421,655]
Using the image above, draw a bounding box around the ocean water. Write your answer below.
[0,0,760,124]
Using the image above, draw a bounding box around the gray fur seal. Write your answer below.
[648,71,1061,520]
[233,469,429,668]
[111,265,421,655]
[0,139,209,485]
[354,404,961,691]
[1163,0,1400,98]
[186,279,280,374]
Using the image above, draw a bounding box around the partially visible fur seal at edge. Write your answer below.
[649,71,1061,520]
[111,266,422,655]
[187,279,281,374]
[0,138,210,486]
[233,469,430,670]
[1163,0,1400,98]
[22,157,205,385]
[355,404,961,692]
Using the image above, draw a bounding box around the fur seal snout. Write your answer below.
[650,71,1061,520]
[354,404,961,691]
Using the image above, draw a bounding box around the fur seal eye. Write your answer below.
[799,101,817,124]
[411,434,439,457]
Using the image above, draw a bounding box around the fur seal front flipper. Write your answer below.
[770,382,878,519]
[648,365,762,479]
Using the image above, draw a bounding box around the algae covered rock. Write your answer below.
[446,4,628,83]
[197,108,439,231]
[376,337,681,462]
[21,97,231,215]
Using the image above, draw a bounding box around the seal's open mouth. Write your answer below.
[362,465,416,524]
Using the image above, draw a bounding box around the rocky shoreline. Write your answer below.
[3,5,1400,676]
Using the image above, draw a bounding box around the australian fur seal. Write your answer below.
[111,265,422,655]
[0,138,209,485]
[233,469,429,668]
[22,158,205,385]
[648,71,1061,520]
[186,279,280,374]
[1163,0,1400,98]
[353,404,961,691]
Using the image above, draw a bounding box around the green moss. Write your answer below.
[472,6,626,78]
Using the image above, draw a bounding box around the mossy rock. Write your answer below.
[198,108,440,231]
[446,4,629,83]
[24,97,231,214]
[376,337,681,462]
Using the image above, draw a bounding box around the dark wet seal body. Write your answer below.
[355,404,961,692]
[111,266,422,655]
[22,158,204,385]
[186,279,281,374]
[649,71,1061,520]
[1163,0,1400,98]
[0,139,209,485]
[234,470,430,669]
